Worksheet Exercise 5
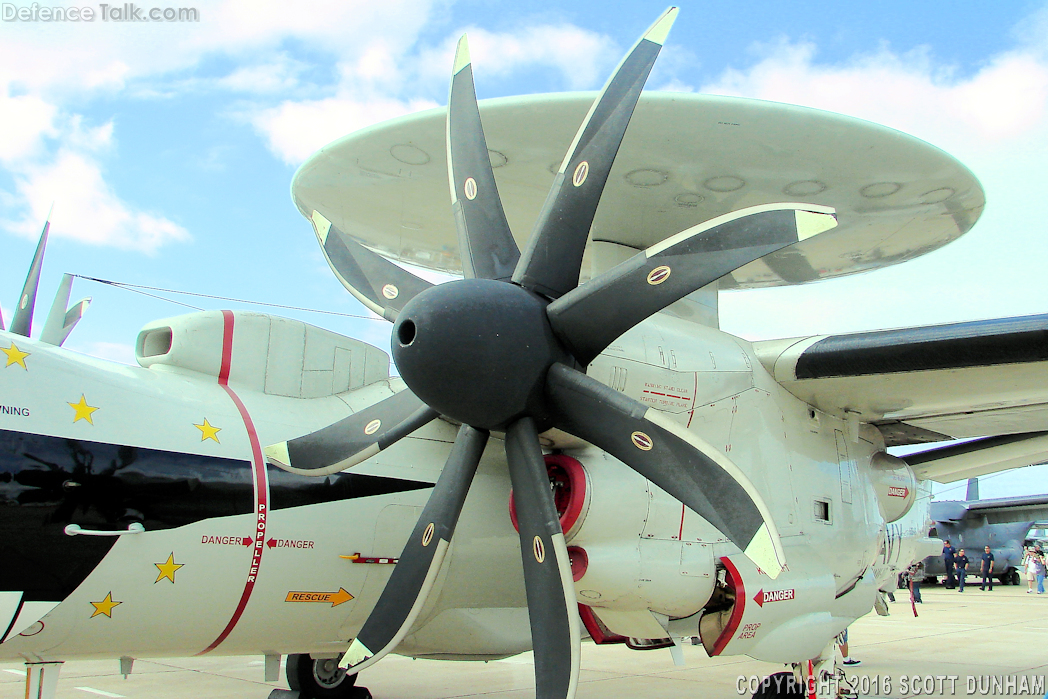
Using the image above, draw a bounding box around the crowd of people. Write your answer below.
[893,540,1046,598]
[1023,545,1046,593]
[844,540,1045,671]
[842,540,1045,670]
[937,539,1045,592]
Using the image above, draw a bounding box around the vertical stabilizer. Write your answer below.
[966,477,980,501]
[40,274,91,346]
[10,212,52,337]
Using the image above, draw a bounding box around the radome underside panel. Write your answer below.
[292,92,983,288]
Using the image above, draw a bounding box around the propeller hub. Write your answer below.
[392,279,565,430]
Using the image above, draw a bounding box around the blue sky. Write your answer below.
[3,1,1048,499]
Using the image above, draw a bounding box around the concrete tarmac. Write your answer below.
[1,584,1045,699]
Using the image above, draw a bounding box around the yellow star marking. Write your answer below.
[68,395,99,424]
[1,342,29,369]
[194,418,221,443]
[90,592,121,618]
[154,553,184,584]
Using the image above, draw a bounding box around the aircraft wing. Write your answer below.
[754,313,1048,480]
[930,493,1048,525]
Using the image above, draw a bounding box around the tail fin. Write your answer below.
[40,274,91,346]
[965,477,979,501]
[9,210,52,337]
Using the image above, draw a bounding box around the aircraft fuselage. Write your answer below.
[0,308,930,664]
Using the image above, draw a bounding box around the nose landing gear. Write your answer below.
[276,653,371,699]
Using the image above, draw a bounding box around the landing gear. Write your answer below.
[752,671,805,698]
[286,654,370,699]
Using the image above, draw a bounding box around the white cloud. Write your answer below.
[251,95,440,166]
[5,150,190,253]
[0,0,446,251]
[218,54,305,94]
[0,102,188,253]
[702,41,1048,150]
[248,21,618,165]
[418,24,619,91]
[0,0,438,96]
[0,94,58,163]
[705,37,1048,339]
[654,78,695,93]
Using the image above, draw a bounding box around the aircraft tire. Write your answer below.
[286,653,369,699]
[751,672,805,698]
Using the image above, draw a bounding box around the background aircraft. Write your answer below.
[916,477,1048,585]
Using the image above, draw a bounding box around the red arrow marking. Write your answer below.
[753,588,796,607]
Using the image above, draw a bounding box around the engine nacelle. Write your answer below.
[508,453,592,540]
[688,549,873,663]
[511,449,717,627]
[869,452,917,522]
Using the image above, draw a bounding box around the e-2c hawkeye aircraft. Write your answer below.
[4,8,1048,699]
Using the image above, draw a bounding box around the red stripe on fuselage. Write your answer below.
[711,556,746,656]
[198,310,270,655]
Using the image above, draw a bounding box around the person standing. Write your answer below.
[980,546,995,591]
[837,628,860,666]
[1031,550,1045,594]
[943,540,957,588]
[955,548,969,592]
[1024,547,1039,593]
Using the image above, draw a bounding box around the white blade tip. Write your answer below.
[743,523,786,579]
[644,7,679,46]
[795,209,838,241]
[263,442,290,469]
[453,34,471,74]
[339,639,374,669]
[310,210,332,244]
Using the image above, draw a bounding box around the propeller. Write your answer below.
[266,8,841,697]
[309,210,433,322]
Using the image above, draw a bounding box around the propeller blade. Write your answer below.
[340,425,488,672]
[505,417,581,699]
[447,35,520,281]
[546,363,786,577]
[511,7,678,300]
[264,389,438,476]
[10,213,51,337]
[310,210,433,322]
[548,204,837,364]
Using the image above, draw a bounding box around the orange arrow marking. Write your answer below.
[284,588,355,606]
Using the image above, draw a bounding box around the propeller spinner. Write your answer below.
[265,8,839,698]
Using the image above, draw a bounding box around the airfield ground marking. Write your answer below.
[74,688,126,698]
[197,311,270,655]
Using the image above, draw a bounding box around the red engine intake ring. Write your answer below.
[509,454,588,539]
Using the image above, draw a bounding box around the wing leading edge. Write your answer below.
[755,314,1048,460]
